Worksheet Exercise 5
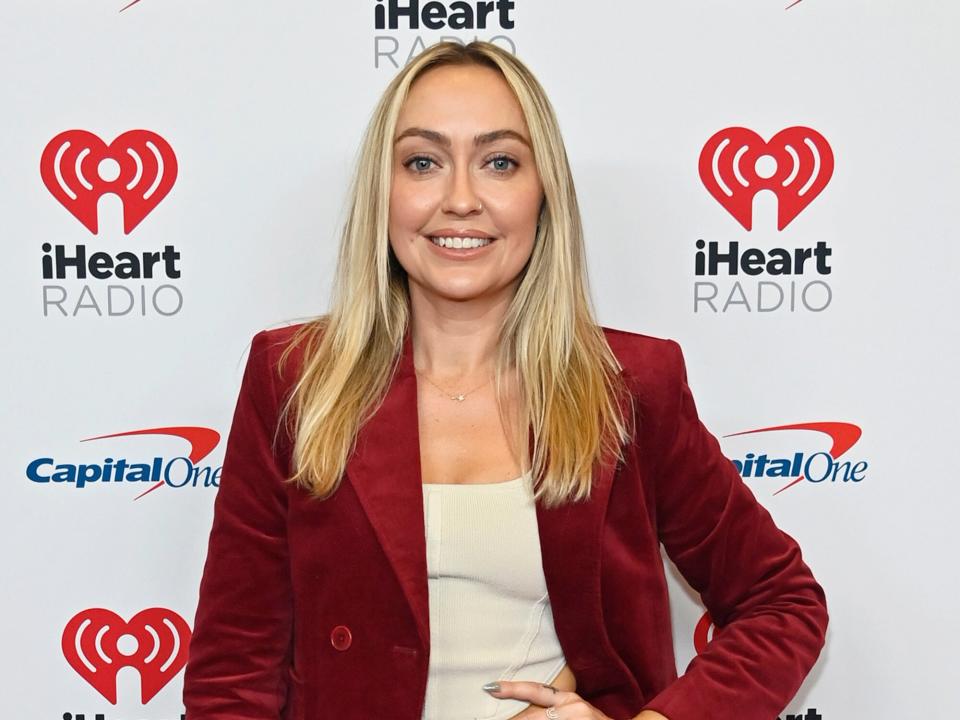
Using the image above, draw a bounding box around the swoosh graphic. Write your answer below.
[80,427,221,499]
[722,421,861,494]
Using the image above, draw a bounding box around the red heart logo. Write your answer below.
[698,126,833,230]
[40,129,178,234]
[693,610,720,654]
[62,607,191,704]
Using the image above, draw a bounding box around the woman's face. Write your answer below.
[389,63,544,305]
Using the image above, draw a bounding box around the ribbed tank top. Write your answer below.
[420,470,567,720]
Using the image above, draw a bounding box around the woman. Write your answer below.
[182,41,828,720]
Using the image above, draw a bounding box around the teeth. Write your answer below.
[429,236,492,249]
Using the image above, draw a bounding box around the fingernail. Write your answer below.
[482,681,501,693]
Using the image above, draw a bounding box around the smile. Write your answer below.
[428,235,494,249]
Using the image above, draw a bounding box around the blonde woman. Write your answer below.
[183,41,827,720]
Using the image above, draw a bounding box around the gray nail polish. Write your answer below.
[482,681,501,693]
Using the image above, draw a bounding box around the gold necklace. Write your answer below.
[415,368,493,402]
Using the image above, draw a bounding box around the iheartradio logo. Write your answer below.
[693,610,718,654]
[36,129,185,319]
[691,126,836,315]
[699,126,834,231]
[62,608,191,704]
[40,129,178,235]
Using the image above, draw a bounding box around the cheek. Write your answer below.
[485,171,543,220]
[390,179,437,233]
[493,188,543,231]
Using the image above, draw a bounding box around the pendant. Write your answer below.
[452,394,466,401]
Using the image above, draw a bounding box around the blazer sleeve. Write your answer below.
[641,340,828,720]
[183,329,294,719]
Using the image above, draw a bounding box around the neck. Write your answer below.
[407,282,513,380]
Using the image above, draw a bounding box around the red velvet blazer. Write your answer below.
[182,323,828,720]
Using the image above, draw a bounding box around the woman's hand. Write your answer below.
[485,680,614,719]
[489,680,671,720]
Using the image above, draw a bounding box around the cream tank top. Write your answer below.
[420,470,567,720]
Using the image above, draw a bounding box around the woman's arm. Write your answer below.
[182,330,294,719]
[638,340,828,720]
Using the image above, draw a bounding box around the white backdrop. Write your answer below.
[2,0,958,718]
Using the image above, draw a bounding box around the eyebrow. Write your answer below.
[394,127,531,149]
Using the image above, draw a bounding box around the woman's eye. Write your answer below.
[405,156,437,173]
[487,155,518,173]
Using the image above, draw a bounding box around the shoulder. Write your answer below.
[246,320,320,397]
[249,321,688,405]
[600,325,686,394]
[599,326,696,467]
[256,320,313,348]
[254,321,312,354]
[599,325,693,449]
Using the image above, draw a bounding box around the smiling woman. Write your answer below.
[389,62,543,304]
[182,40,827,720]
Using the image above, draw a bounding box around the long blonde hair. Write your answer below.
[275,40,634,508]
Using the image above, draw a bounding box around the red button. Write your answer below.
[330,624,352,651]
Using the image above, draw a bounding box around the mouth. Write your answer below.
[424,234,496,250]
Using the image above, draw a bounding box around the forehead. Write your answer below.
[397,64,528,135]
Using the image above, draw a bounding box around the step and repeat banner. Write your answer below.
[2,1,957,718]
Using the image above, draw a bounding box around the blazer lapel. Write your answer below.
[344,327,624,684]
[535,443,622,683]
[344,327,431,651]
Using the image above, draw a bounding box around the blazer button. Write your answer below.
[330,624,352,651]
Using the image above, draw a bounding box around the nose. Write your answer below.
[441,162,482,216]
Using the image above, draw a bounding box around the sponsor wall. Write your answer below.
[2,1,957,718]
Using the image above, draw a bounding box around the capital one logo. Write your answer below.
[27,425,223,499]
[698,126,834,230]
[723,421,869,495]
[62,608,191,704]
[40,129,178,234]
